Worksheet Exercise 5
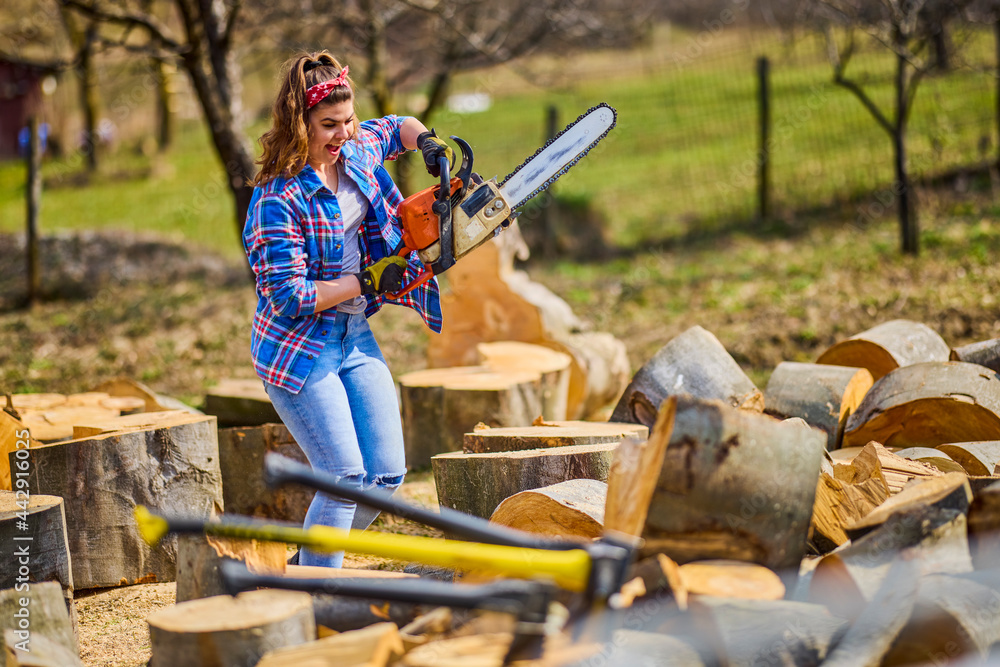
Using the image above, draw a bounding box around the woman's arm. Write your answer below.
[314,276,363,312]
[399,117,431,151]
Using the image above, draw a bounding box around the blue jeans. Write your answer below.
[264,311,406,568]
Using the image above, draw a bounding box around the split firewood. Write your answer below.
[91,377,197,414]
[844,472,972,541]
[475,342,572,421]
[70,409,189,439]
[885,572,1000,665]
[966,479,1000,569]
[820,557,920,667]
[678,561,785,601]
[175,534,286,603]
[399,367,543,470]
[0,410,29,491]
[640,396,826,571]
[399,607,453,648]
[935,440,1000,476]
[203,377,281,427]
[256,622,403,667]
[3,629,82,667]
[843,361,1000,449]
[426,227,629,420]
[432,442,618,519]
[893,446,966,474]
[19,414,222,589]
[218,423,314,522]
[401,633,511,667]
[809,468,889,552]
[764,361,873,450]
[147,590,315,667]
[950,337,1000,373]
[490,478,606,540]
[7,394,66,411]
[62,392,110,407]
[810,506,972,620]
[17,405,121,442]
[0,582,76,660]
[0,493,74,615]
[611,326,764,428]
[604,396,676,538]
[462,421,646,455]
[852,441,944,494]
[816,319,951,381]
[689,597,847,667]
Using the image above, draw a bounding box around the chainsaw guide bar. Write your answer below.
[498,102,618,210]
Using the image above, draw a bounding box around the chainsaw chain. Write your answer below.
[498,102,618,209]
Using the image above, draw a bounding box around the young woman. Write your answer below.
[243,51,453,567]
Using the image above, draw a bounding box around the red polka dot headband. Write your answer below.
[305,66,350,109]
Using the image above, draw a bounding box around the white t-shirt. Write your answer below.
[336,162,369,314]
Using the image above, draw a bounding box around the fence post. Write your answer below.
[757,56,771,222]
[26,114,42,308]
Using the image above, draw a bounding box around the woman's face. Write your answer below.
[306,98,355,169]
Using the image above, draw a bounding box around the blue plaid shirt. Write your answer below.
[243,115,442,393]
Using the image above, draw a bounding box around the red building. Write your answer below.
[0,59,53,159]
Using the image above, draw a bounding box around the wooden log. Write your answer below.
[462,421,647,455]
[203,378,281,427]
[175,534,286,603]
[950,337,1000,373]
[611,326,764,428]
[432,442,618,519]
[425,228,629,420]
[0,493,74,613]
[843,362,1000,449]
[8,395,66,412]
[401,633,511,667]
[640,396,826,571]
[844,472,972,541]
[400,367,543,470]
[91,377,199,414]
[18,414,223,589]
[854,441,944,494]
[679,561,785,601]
[0,582,76,660]
[17,405,121,442]
[817,319,951,381]
[604,397,676,538]
[257,622,403,667]
[475,341,572,421]
[894,446,963,475]
[966,479,1000,569]
[0,410,30,492]
[763,362,874,451]
[935,440,1000,476]
[489,479,606,540]
[147,590,315,667]
[70,409,189,439]
[218,423,314,522]
[3,629,82,667]
[62,392,110,407]
[690,597,847,667]
[810,468,890,552]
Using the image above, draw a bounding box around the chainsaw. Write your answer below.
[386,103,617,299]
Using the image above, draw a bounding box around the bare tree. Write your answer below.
[803,0,971,255]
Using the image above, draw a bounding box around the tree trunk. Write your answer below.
[432,442,618,519]
[816,319,950,381]
[462,421,646,454]
[641,396,825,571]
[78,23,100,172]
[895,45,918,255]
[489,479,606,540]
[154,58,174,152]
[764,362,873,451]
[843,362,1000,449]
[611,326,764,428]
[21,415,223,589]
[203,378,281,427]
[0,493,74,616]
[147,590,315,667]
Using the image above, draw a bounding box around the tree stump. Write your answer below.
[950,337,1000,373]
[640,396,826,571]
[475,341,571,421]
[432,442,619,519]
[0,581,76,660]
[0,493,74,616]
[463,421,646,454]
[816,319,950,381]
[175,534,286,603]
[147,590,315,667]
[843,361,1000,449]
[490,479,606,540]
[218,423,314,521]
[935,441,1000,476]
[763,362,873,451]
[611,326,764,428]
[19,414,223,589]
[203,378,281,427]
[425,226,629,420]
[399,367,543,470]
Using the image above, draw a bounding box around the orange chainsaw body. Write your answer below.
[398,177,464,254]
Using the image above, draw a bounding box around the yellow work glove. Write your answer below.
[416,130,455,178]
[357,256,408,295]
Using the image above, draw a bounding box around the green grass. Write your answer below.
[0,24,995,255]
